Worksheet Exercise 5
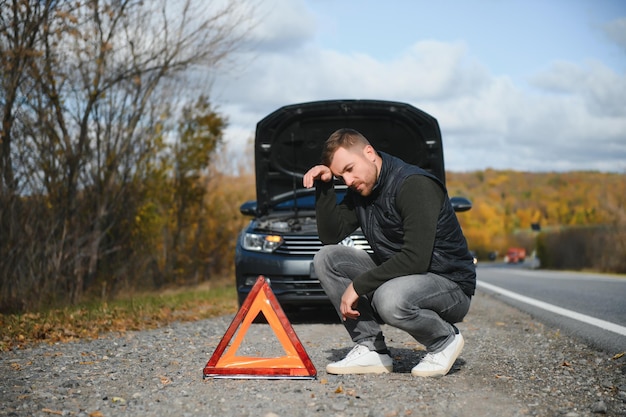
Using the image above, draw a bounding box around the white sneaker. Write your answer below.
[411,332,464,377]
[326,344,393,374]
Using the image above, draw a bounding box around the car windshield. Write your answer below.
[273,190,347,211]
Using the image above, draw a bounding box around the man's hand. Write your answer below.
[303,165,333,188]
[340,283,360,321]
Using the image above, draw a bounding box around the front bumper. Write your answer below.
[235,249,330,308]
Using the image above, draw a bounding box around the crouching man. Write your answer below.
[303,128,476,377]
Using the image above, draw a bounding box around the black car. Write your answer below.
[235,99,471,308]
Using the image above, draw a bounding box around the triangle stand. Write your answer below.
[203,276,317,379]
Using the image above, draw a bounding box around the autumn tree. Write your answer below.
[165,96,227,284]
[0,0,253,311]
[448,170,626,272]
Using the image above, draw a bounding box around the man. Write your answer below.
[302,128,476,377]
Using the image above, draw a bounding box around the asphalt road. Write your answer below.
[476,263,626,354]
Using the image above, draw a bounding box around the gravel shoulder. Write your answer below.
[2,291,625,417]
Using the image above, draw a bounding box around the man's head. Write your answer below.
[321,128,382,196]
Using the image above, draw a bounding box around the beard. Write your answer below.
[351,181,373,196]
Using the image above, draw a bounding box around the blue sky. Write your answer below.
[309,1,625,76]
[212,0,626,172]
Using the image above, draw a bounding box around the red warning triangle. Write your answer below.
[203,276,317,379]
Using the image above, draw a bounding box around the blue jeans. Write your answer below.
[314,245,471,353]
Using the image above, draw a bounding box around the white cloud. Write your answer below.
[212,2,626,173]
[531,60,626,117]
[243,0,316,52]
[603,17,626,52]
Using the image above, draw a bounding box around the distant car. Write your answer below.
[469,251,478,265]
[234,99,472,308]
[505,247,526,263]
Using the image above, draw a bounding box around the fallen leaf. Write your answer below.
[42,409,63,415]
[612,352,624,360]
[89,411,104,417]
[335,385,343,394]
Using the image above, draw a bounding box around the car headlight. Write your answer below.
[242,233,284,252]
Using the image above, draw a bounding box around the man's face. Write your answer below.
[329,145,379,196]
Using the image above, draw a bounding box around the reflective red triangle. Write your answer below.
[203,276,317,379]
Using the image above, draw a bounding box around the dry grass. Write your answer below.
[0,280,238,352]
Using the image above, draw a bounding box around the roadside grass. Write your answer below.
[0,280,238,352]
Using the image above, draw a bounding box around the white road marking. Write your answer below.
[499,268,625,282]
[477,280,626,337]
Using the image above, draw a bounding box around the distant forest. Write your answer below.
[446,170,626,273]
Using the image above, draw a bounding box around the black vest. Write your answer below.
[350,152,476,297]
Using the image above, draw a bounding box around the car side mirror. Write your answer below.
[240,200,257,216]
[451,196,472,212]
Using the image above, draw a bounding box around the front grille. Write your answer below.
[274,234,372,256]
[266,279,326,294]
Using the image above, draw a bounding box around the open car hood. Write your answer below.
[253,99,445,216]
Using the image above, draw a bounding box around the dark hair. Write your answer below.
[321,128,370,166]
